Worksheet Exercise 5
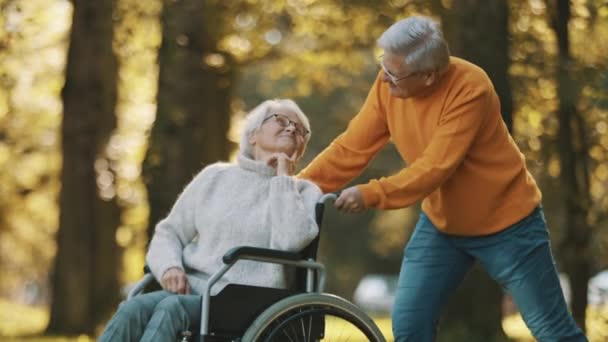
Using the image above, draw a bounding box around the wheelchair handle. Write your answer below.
[318,192,339,204]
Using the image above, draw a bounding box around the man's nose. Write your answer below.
[381,72,391,83]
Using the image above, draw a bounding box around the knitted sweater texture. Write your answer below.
[146,154,321,295]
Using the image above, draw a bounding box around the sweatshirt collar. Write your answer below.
[237,154,277,177]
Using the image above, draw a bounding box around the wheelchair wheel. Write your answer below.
[242,293,386,342]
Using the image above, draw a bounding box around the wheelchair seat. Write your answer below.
[205,284,297,340]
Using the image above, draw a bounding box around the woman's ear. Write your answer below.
[248,131,256,146]
[296,145,306,161]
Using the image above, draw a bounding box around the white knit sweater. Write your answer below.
[146,154,322,295]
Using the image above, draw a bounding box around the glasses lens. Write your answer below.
[380,64,397,83]
[275,115,289,127]
[272,114,308,137]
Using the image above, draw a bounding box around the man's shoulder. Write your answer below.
[450,56,485,73]
[442,57,496,103]
[449,57,492,87]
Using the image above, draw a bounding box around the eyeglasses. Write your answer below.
[378,54,420,84]
[262,113,310,137]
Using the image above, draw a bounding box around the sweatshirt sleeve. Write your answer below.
[358,86,491,209]
[297,73,390,192]
[267,176,322,251]
[145,165,219,281]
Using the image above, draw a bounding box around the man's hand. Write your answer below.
[334,186,366,213]
[161,267,190,294]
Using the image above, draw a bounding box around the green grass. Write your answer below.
[1,298,606,341]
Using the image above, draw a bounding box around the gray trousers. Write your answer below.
[98,291,201,342]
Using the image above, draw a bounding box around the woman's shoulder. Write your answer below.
[295,177,318,188]
[191,161,237,184]
[295,178,322,196]
[200,161,234,173]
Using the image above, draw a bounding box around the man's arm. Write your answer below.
[358,86,492,209]
[298,74,390,192]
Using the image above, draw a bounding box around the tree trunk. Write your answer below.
[438,0,513,132]
[548,0,592,331]
[144,0,233,240]
[431,1,512,340]
[47,0,120,334]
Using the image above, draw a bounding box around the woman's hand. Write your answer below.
[267,151,297,176]
[161,267,190,294]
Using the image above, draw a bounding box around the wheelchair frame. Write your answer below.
[127,193,386,342]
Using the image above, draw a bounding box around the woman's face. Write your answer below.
[250,110,308,159]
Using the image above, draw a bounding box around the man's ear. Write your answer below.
[424,72,437,86]
[248,131,256,145]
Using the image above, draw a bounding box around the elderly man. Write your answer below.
[298,16,587,342]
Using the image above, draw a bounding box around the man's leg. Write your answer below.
[470,207,587,342]
[140,293,201,342]
[98,290,172,342]
[392,213,475,342]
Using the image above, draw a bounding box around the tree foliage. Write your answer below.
[0,0,607,339]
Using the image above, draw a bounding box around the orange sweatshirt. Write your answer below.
[298,57,541,236]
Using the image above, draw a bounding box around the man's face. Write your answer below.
[380,52,431,99]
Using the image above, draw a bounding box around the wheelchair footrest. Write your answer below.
[200,333,238,342]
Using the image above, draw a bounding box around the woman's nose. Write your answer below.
[284,123,296,132]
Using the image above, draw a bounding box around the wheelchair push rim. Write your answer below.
[242,292,386,342]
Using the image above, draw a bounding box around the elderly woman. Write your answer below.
[99,99,321,341]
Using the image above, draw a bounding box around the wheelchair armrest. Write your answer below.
[222,246,302,265]
[127,273,156,299]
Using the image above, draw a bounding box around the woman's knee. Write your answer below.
[116,297,149,319]
[112,291,167,321]
[155,295,185,314]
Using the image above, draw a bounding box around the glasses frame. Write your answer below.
[378,54,421,84]
[262,113,310,137]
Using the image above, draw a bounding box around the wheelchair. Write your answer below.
[127,193,386,342]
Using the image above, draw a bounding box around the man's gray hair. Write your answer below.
[377,16,450,73]
[240,99,311,158]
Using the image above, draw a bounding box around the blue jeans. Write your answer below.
[391,207,587,342]
[98,291,201,342]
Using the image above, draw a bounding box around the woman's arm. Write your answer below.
[145,164,221,283]
[267,177,322,251]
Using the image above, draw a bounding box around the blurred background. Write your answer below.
[0,0,607,341]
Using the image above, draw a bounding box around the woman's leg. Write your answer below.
[392,213,474,342]
[140,294,202,342]
[98,291,172,342]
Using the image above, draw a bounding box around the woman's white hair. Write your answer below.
[239,99,311,158]
[377,16,450,74]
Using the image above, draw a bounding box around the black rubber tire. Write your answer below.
[241,293,386,342]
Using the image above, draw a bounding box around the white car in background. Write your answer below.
[588,270,608,306]
[353,274,399,314]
